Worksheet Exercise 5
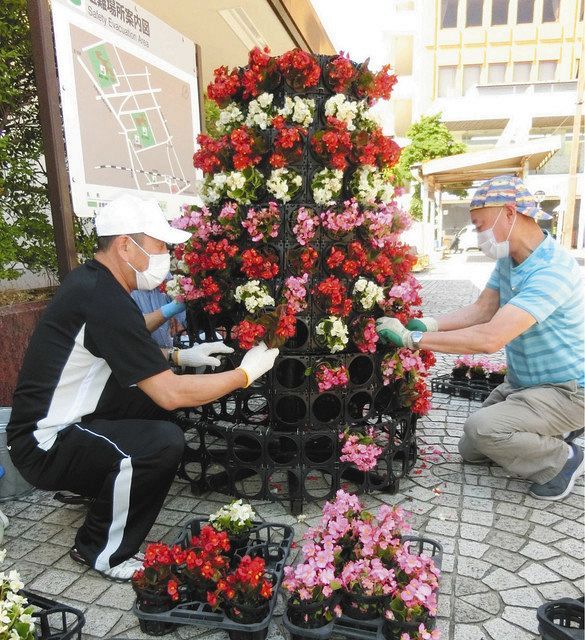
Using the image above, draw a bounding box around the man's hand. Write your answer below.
[376,317,414,348]
[176,341,234,368]
[237,342,279,387]
[406,316,438,332]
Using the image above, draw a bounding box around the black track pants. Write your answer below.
[9,392,185,570]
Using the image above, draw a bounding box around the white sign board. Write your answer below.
[51,0,202,218]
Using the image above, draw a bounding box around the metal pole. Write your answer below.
[27,0,78,280]
[561,32,585,249]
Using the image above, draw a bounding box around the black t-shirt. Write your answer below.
[8,260,170,450]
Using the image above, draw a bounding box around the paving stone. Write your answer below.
[502,606,540,634]
[425,518,459,537]
[455,575,490,597]
[485,547,527,572]
[0,501,29,516]
[545,555,585,580]
[493,489,524,503]
[63,575,110,602]
[528,510,561,525]
[430,506,459,521]
[457,557,490,579]
[458,540,489,558]
[3,517,34,538]
[528,524,565,544]
[519,541,561,560]
[462,485,493,499]
[500,586,543,607]
[4,537,39,560]
[460,523,490,541]
[478,476,508,489]
[553,519,585,539]
[493,515,530,535]
[537,580,585,601]
[519,563,562,585]
[96,583,136,611]
[482,568,526,591]
[44,508,84,526]
[495,503,529,519]
[18,504,56,521]
[82,605,123,638]
[454,624,487,640]
[10,560,47,584]
[553,536,585,558]
[460,509,493,526]
[29,569,79,595]
[461,591,501,615]
[453,599,493,623]
[483,617,535,640]
[461,497,494,512]
[21,521,64,543]
[485,530,525,552]
[22,543,69,566]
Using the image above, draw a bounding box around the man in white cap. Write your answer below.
[7,194,278,581]
[376,175,584,502]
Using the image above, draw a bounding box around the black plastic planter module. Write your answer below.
[133,517,293,636]
[21,590,85,640]
[537,597,584,640]
[175,53,421,514]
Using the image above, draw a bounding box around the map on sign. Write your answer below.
[71,24,196,199]
[51,0,201,217]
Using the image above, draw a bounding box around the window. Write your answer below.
[466,0,483,25]
[516,0,534,23]
[463,65,482,93]
[542,0,560,22]
[513,61,532,82]
[488,62,507,83]
[441,0,458,27]
[538,60,557,81]
[438,66,458,97]
[491,0,509,24]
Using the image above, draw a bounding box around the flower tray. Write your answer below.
[282,536,442,640]
[21,590,85,640]
[537,597,584,640]
[132,518,294,636]
[430,373,499,403]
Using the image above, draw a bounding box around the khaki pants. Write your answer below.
[458,381,584,484]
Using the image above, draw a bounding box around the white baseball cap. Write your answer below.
[95,194,191,244]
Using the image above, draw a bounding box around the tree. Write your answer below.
[0,0,94,283]
[391,113,466,220]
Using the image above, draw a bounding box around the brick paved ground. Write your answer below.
[1,252,583,640]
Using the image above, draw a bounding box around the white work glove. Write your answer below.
[376,317,414,349]
[176,341,234,368]
[406,316,438,332]
[237,342,279,387]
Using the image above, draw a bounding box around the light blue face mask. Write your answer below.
[476,207,516,260]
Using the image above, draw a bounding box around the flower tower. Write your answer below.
[166,49,435,513]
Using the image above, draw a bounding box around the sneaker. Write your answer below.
[564,428,584,443]
[529,444,584,501]
[70,547,144,582]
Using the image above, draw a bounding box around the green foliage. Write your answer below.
[391,113,466,221]
[0,0,94,282]
[204,95,221,137]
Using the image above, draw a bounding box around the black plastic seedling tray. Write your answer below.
[133,518,294,636]
[21,590,85,640]
[282,536,443,640]
[431,373,499,402]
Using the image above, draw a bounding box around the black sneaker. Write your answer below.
[565,428,584,443]
[529,444,584,501]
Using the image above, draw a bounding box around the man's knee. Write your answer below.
[152,421,185,466]
[463,409,494,448]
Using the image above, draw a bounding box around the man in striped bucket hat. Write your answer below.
[377,174,584,501]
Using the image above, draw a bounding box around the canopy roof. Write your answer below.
[413,136,562,187]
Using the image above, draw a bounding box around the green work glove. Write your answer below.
[376,317,414,349]
[406,316,438,332]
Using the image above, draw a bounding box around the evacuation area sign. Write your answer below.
[51,0,202,218]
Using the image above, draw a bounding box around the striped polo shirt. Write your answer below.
[486,231,584,389]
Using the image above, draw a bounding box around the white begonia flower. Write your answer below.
[226,171,246,190]
[217,103,244,133]
[324,95,359,130]
[257,92,274,108]
[7,571,23,592]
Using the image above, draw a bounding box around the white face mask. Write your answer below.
[476,207,516,260]
[127,237,170,290]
